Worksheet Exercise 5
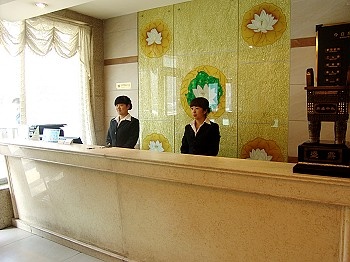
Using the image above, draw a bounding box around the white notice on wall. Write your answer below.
[116,82,132,90]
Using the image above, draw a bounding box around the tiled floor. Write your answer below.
[0,227,104,262]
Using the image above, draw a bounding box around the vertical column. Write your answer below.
[340,206,350,261]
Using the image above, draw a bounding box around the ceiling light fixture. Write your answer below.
[34,2,48,8]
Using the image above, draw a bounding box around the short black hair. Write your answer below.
[114,95,132,110]
[190,97,211,113]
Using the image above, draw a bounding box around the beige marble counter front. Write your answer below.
[0,139,349,262]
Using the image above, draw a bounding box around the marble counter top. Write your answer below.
[1,139,350,206]
[1,138,350,262]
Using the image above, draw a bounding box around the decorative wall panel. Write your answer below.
[238,0,290,160]
[138,0,290,160]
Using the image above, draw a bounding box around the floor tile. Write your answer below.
[0,235,79,261]
[0,227,104,262]
[65,253,105,262]
[0,227,32,247]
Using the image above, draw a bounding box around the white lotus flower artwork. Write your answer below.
[247,9,278,33]
[192,83,218,108]
[146,28,162,45]
[247,148,273,161]
[149,140,165,152]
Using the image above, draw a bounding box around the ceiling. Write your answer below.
[0,0,349,37]
[69,0,191,20]
[0,0,191,21]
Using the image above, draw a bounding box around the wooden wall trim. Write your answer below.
[291,37,316,48]
[288,156,298,163]
[104,56,138,66]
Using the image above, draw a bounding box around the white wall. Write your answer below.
[288,0,350,158]
[103,13,139,145]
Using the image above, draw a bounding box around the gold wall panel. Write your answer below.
[139,6,175,151]
[138,0,290,160]
[173,0,238,54]
[141,120,175,152]
[238,0,290,161]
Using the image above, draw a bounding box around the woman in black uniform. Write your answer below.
[106,96,139,148]
[181,97,220,156]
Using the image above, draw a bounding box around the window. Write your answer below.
[0,46,84,138]
[0,17,94,185]
[25,48,82,137]
[0,47,21,129]
[0,45,20,185]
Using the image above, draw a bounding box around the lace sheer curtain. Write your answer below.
[0,16,96,144]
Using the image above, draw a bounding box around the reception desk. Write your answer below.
[0,139,349,262]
